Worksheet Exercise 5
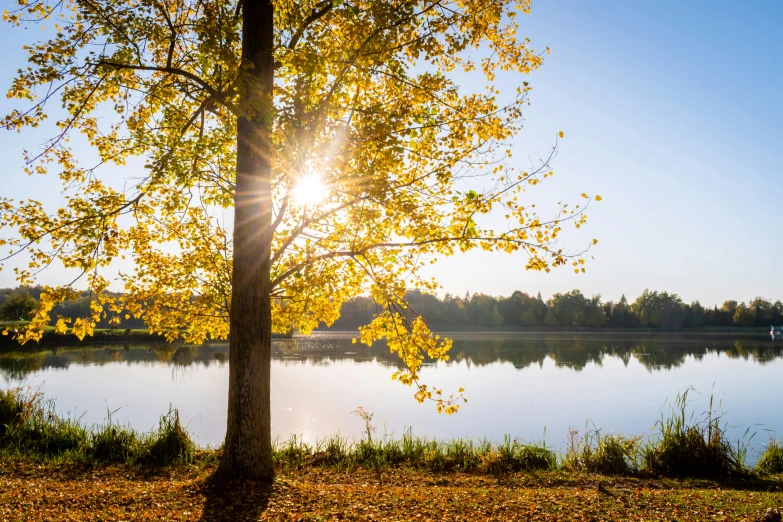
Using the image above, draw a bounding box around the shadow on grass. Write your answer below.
[198,474,273,522]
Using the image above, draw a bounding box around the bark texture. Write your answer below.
[219,0,275,481]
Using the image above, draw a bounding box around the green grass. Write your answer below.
[0,387,32,438]
[273,431,556,474]
[0,387,195,466]
[90,410,141,463]
[562,425,641,475]
[642,388,749,477]
[757,439,783,475]
[135,407,196,465]
[0,386,774,479]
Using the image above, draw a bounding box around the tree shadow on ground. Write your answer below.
[198,474,273,522]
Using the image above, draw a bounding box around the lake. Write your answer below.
[1,332,781,457]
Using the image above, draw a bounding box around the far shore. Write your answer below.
[0,324,775,348]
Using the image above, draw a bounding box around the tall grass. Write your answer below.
[0,386,775,478]
[136,407,196,465]
[1,388,89,456]
[273,430,556,474]
[563,425,641,475]
[756,439,783,475]
[643,388,750,477]
[0,387,194,465]
[91,420,140,463]
[0,387,34,437]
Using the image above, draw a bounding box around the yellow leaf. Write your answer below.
[581,193,588,198]
[458,387,465,393]
[0,1,599,417]
[595,195,603,201]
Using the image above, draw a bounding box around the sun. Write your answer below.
[291,175,326,206]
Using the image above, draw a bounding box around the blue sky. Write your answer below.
[1,0,782,307]
[423,0,783,306]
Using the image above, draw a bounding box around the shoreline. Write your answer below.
[1,326,772,348]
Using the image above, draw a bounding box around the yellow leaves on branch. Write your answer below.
[0,0,600,411]
[359,313,464,414]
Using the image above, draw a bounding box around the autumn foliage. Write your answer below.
[1,0,600,418]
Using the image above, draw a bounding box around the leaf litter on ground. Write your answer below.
[2,460,783,521]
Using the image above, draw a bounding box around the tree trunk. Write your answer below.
[219,0,275,481]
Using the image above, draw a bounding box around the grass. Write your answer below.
[757,439,783,475]
[274,432,556,474]
[90,419,141,463]
[0,386,779,480]
[643,388,749,477]
[0,387,195,466]
[0,387,31,437]
[1,387,783,520]
[562,425,641,475]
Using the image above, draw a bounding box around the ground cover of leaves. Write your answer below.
[1,460,782,521]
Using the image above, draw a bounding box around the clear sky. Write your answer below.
[422,0,783,306]
[1,0,782,307]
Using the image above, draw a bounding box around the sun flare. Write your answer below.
[291,175,326,206]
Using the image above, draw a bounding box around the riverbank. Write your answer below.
[3,387,783,519]
[1,460,781,521]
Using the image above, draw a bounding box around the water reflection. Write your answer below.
[2,332,780,380]
[1,332,781,451]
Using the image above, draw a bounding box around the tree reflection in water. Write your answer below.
[1,333,781,381]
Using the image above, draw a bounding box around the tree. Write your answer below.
[468,293,495,327]
[772,301,783,326]
[608,294,632,328]
[748,297,773,327]
[520,309,538,327]
[684,300,705,328]
[0,0,598,480]
[0,290,38,321]
[491,303,504,327]
[548,290,587,326]
[733,303,754,327]
[720,300,738,326]
[583,295,605,327]
[631,289,685,329]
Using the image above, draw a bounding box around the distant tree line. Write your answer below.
[328,289,783,330]
[0,287,146,329]
[1,286,781,331]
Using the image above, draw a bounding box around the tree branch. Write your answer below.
[288,1,334,50]
[95,60,221,101]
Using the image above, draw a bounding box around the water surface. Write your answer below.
[2,332,781,455]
